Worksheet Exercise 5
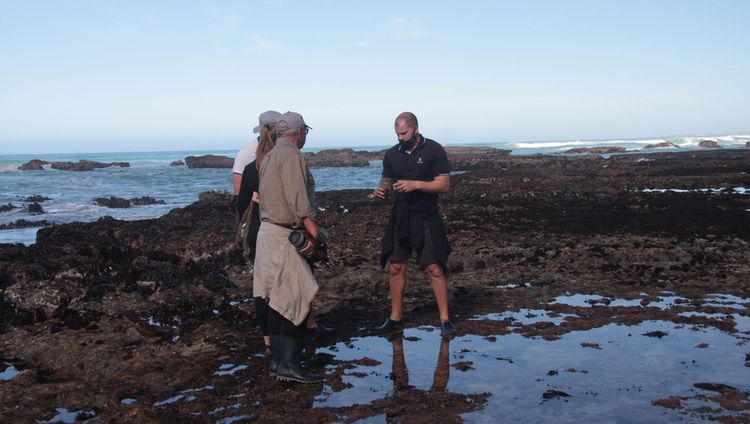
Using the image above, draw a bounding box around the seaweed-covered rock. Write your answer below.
[93,197,131,208]
[184,155,233,168]
[565,147,627,154]
[130,196,166,206]
[0,219,52,229]
[23,195,51,202]
[698,139,722,149]
[18,160,49,171]
[0,148,749,422]
[642,142,680,150]
[0,203,20,213]
[303,149,377,167]
[26,203,44,214]
[170,160,185,166]
[51,160,130,171]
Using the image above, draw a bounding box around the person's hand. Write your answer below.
[393,180,420,193]
[252,191,260,203]
[373,187,386,199]
[299,236,316,256]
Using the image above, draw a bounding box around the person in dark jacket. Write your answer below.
[372,112,456,337]
[236,120,278,352]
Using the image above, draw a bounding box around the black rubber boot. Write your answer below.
[268,333,280,377]
[275,334,323,383]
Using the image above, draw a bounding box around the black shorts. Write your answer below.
[388,222,437,268]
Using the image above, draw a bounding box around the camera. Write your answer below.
[288,230,330,268]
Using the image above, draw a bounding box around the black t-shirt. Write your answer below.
[237,160,259,219]
[382,135,450,204]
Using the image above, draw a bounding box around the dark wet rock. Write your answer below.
[170,160,185,166]
[542,390,570,399]
[547,369,558,376]
[694,383,738,395]
[26,203,44,214]
[23,195,51,202]
[580,342,601,349]
[129,197,166,206]
[50,160,130,171]
[299,147,515,170]
[698,139,722,149]
[565,146,627,154]
[695,343,709,348]
[93,197,131,208]
[445,147,512,171]
[451,361,474,371]
[642,142,680,150]
[0,149,749,421]
[17,160,49,171]
[303,149,377,167]
[198,190,231,202]
[0,203,20,213]
[184,155,233,168]
[0,219,52,230]
[746,141,750,148]
[642,331,669,338]
[652,396,682,409]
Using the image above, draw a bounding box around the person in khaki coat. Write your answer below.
[253,111,323,383]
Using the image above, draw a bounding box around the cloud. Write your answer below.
[249,35,281,51]
[386,17,432,38]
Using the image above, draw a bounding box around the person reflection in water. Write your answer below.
[389,335,450,393]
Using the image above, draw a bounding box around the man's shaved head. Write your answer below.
[395,112,418,128]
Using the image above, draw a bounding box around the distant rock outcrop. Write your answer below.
[94,197,132,208]
[51,160,130,171]
[298,147,514,170]
[23,195,51,202]
[445,147,512,170]
[170,160,185,166]
[184,155,234,169]
[0,219,51,230]
[643,142,680,150]
[26,203,44,214]
[130,196,166,206]
[565,147,627,155]
[303,149,377,167]
[0,203,20,213]
[94,196,166,208]
[698,139,722,149]
[18,160,49,171]
[746,141,750,148]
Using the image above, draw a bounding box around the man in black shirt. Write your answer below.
[373,112,456,336]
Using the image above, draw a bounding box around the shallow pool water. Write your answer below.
[315,319,750,423]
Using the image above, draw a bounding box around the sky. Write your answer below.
[0,0,748,154]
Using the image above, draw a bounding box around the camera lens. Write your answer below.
[288,230,307,249]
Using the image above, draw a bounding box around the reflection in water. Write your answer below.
[390,335,450,393]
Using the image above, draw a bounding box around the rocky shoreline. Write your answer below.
[17,139,747,171]
[1,149,749,422]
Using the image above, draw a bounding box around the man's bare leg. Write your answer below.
[388,261,408,321]
[425,263,449,322]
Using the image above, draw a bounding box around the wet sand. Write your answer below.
[1,149,749,423]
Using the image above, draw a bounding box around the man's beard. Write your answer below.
[399,134,418,148]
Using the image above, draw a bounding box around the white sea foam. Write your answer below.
[0,164,23,172]
[642,187,748,195]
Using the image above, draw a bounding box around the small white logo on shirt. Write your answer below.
[417,157,423,164]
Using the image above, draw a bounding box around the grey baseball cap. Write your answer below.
[276,111,311,133]
[253,110,282,133]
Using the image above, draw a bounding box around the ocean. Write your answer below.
[1,134,748,245]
